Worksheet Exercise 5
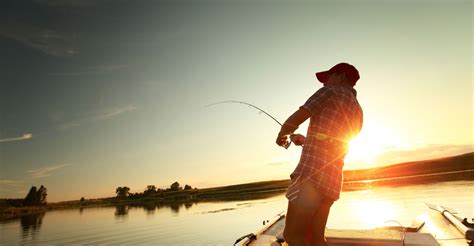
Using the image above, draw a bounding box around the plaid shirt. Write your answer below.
[289,84,363,201]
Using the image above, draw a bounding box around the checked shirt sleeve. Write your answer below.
[300,86,334,116]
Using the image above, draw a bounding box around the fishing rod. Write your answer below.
[207,101,351,207]
[205,100,293,148]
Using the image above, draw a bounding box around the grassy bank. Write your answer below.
[0,206,47,221]
[343,152,473,182]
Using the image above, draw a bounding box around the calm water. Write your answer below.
[1,180,473,245]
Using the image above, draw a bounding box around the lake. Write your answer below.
[1,180,472,245]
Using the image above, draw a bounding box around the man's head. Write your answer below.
[315,63,360,87]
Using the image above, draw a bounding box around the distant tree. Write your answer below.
[37,185,47,205]
[80,197,85,202]
[170,182,180,191]
[144,185,157,195]
[115,186,130,198]
[24,186,38,206]
[184,184,192,190]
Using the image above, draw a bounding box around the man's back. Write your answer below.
[291,84,363,201]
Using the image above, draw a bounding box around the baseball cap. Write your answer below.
[315,63,360,86]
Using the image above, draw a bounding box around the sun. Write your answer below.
[344,122,404,169]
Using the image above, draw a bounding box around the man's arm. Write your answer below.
[276,86,334,148]
[279,108,311,136]
[276,107,311,147]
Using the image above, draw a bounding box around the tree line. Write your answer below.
[115,181,195,198]
[24,185,47,206]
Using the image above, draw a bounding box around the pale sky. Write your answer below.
[0,0,472,202]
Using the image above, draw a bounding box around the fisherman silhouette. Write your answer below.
[276,63,363,246]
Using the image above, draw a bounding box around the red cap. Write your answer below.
[315,63,360,86]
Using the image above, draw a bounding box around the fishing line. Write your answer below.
[205,101,283,126]
[206,100,350,200]
[205,100,293,148]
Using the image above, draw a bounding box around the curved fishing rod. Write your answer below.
[205,100,283,126]
[205,100,292,148]
[207,100,353,211]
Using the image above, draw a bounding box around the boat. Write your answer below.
[235,203,473,246]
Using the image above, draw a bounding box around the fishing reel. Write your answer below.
[283,140,292,149]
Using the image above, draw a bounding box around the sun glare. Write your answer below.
[344,123,405,169]
[274,122,407,170]
[350,196,399,229]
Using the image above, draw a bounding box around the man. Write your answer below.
[276,63,363,246]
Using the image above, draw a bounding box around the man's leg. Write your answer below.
[309,200,333,246]
[284,179,325,246]
[283,200,314,246]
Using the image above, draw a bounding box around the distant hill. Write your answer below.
[195,152,474,198]
[343,152,474,182]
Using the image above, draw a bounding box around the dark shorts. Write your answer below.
[286,176,333,211]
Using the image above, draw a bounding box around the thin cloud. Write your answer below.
[0,180,25,195]
[48,64,128,76]
[0,180,24,185]
[57,122,81,131]
[0,133,33,143]
[0,25,77,57]
[27,163,71,178]
[58,105,137,130]
[92,106,136,121]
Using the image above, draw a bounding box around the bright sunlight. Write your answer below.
[344,121,406,170]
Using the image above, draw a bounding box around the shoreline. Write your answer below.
[1,173,472,221]
[1,152,472,221]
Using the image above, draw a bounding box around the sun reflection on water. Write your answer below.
[351,198,398,228]
[330,189,404,229]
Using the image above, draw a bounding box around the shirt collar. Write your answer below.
[324,84,357,97]
[349,87,357,97]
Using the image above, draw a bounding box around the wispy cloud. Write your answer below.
[0,133,33,143]
[92,105,136,121]
[48,64,128,76]
[0,180,24,185]
[58,105,137,130]
[0,179,26,198]
[57,122,81,131]
[0,180,25,195]
[27,163,71,178]
[0,25,77,57]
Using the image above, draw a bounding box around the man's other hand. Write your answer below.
[290,134,305,146]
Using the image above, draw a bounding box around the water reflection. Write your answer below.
[20,212,45,240]
[184,201,194,209]
[349,194,398,228]
[114,205,129,217]
[120,191,286,216]
[142,203,156,215]
[0,181,471,245]
[169,203,181,214]
[112,200,199,218]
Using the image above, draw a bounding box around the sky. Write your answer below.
[0,0,472,202]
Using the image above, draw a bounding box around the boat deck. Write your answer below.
[244,210,466,246]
